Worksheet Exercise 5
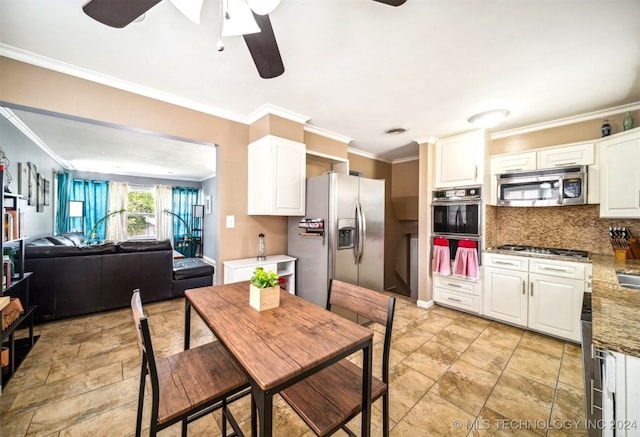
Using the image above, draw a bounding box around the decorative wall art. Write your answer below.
[28,162,37,206]
[18,162,29,196]
[205,195,212,215]
[37,173,44,212]
[44,179,50,206]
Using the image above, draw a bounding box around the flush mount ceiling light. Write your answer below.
[385,127,407,135]
[467,109,510,128]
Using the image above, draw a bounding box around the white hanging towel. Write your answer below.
[432,237,451,276]
[453,240,479,279]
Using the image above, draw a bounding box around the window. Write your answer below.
[128,186,156,238]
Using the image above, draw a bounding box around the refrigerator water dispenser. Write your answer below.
[337,218,355,249]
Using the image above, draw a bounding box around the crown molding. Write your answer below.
[413,135,438,145]
[247,104,310,125]
[392,155,419,164]
[304,124,352,144]
[0,44,248,124]
[347,147,392,164]
[491,102,640,139]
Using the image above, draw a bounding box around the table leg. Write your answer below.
[184,300,191,350]
[361,339,373,437]
[252,386,273,437]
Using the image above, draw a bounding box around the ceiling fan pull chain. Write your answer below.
[217,0,225,51]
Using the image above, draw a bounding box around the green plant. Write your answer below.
[250,267,280,289]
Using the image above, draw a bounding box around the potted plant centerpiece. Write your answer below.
[249,267,281,311]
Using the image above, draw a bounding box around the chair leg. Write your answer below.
[136,359,147,437]
[221,399,227,436]
[382,393,389,437]
[181,418,187,436]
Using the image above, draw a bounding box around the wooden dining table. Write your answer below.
[184,282,374,437]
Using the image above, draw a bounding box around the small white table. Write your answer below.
[223,255,297,295]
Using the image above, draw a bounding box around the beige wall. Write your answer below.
[0,57,289,282]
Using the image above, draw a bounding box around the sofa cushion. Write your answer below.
[26,242,118,258]
[173,258,214,280]
[117,239,172,253]
[46,235,76,246]
[28,238,56,247]
[61,232,85,246]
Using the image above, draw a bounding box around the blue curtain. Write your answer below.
[172,187,199,255]
[55,172,71,234]
[71,179,109,242]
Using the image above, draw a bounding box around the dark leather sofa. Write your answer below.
[23,233,213,323]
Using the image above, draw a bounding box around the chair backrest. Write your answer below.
[327,279,396,382]
[131,289,160,391]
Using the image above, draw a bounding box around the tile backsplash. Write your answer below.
[485,204,640,256]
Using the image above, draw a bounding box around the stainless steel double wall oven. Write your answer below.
[431,186,482,264]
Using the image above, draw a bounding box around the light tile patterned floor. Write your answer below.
[0,294,587,436]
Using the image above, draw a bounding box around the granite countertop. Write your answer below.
[484,247,592,263]
[591,254,640,358]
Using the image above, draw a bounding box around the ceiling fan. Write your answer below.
[82,0,407,79]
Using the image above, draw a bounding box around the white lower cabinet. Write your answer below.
[223,255,297,295]
[482,253,588,342]
[483,267,528,326]
[433,275,482,314]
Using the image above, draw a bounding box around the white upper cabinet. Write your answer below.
[435,130,485,188]
[599,128,640,218]
[490,151,537,175]
[537,142,595,169]
[248,135,306,216]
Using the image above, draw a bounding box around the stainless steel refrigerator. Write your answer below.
[288,172,385,309]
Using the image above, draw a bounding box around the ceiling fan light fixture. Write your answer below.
[247,0,281,15]
[221,0,261,36]
[467,109,510,128]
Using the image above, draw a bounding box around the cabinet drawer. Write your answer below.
[529,258,586,280]
[482,253,528,271]
[227,263,277,283]
[433,275,480,295]
[434,287,480,313]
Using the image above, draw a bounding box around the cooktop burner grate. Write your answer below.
[496,245,589,259]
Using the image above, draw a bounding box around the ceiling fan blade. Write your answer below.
[82,0,161,28]
[243,13,285,79]
[168,0,204,24]
[372,0,407,6]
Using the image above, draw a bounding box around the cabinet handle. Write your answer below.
[494,260,517,266]
[530,282,533,296]
[506,168,522,172]
[540,266,569,272]
[555,162,577,167]
[447,297,462,302]
[447,283,462,288]
[522,280,525,295]
[475,165,478,179]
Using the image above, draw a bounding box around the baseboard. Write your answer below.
[416,299,434,309]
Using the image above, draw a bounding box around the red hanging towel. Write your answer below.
[432,237,451,275]
[453,240,479,279]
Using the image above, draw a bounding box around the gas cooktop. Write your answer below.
[496,244,589,259]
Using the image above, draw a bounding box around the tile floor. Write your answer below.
[0,294,587,436]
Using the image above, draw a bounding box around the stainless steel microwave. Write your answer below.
[497,166,587,207]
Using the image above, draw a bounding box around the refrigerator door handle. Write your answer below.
[356,202,366,264]
[354,203,360,263]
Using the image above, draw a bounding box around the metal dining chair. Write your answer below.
[280,279,396,436]
[130,289,250,436]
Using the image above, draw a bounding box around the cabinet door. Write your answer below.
[528,273,584,342]
[435,130,484,188]
[537,142,594,169]
[248,136,306,216]
[483,267,528,326]
[490,151,537,175]
[599,129,640,218]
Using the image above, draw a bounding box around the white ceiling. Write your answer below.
[1,0,640,178]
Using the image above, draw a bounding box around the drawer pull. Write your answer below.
[447,283,463,288]
[540,266,569,272]
[447,297,462,303]
[494,261,518,266]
